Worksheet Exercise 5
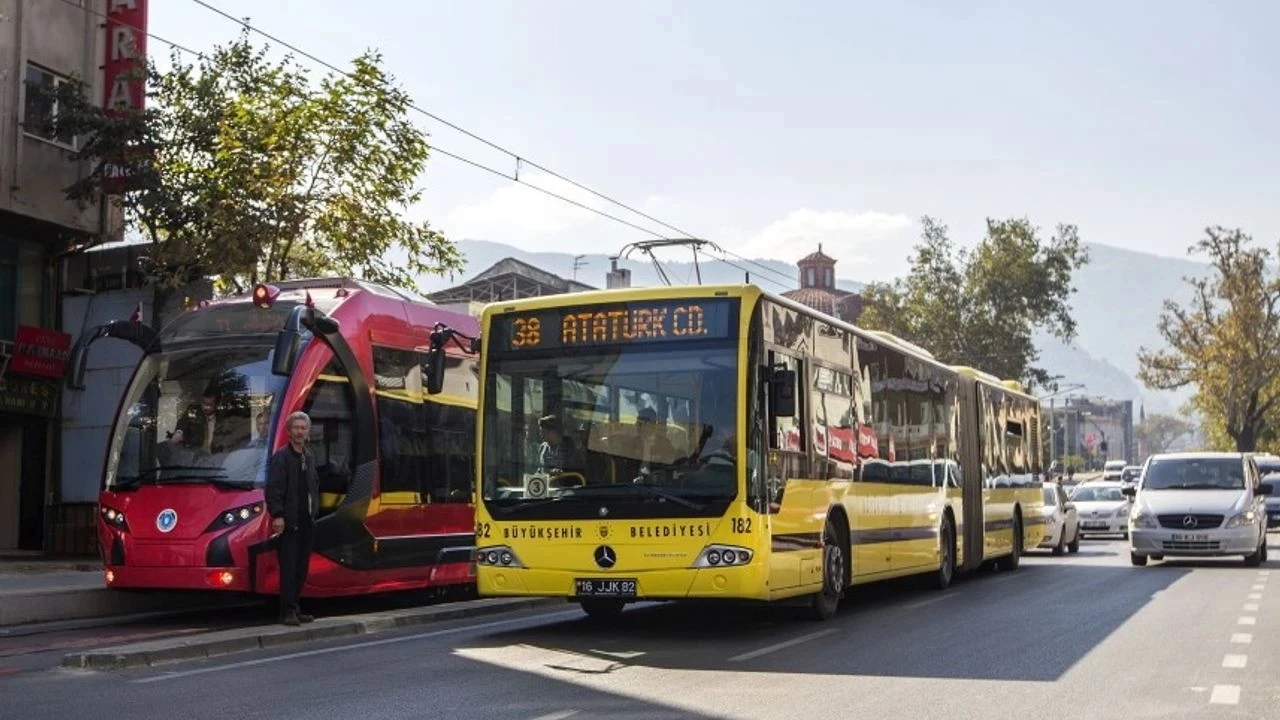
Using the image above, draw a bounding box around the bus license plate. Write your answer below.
[574,578,637,598]
[1170,533,1209,542]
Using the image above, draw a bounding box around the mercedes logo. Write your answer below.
[593,545,617,569]
[1182,515,1198,528]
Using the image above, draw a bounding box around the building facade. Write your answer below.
[1046,396,1136,469]
[778,245,865,324]
[0,1,133,553]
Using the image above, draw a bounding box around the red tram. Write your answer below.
[69,277,480,597]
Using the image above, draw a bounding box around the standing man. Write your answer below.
[266,411,319,626]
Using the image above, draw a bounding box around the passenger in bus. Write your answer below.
[536,415,581,475]
[266,411,319,626]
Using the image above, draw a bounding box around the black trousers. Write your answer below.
[277,521,315,616]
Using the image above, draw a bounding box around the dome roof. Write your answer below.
[781,287,839,315]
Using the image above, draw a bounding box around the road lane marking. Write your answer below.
[1238,616,1256,625]
[530,712,580,720]
[1244,603,1260,611]
[729,629,838,662]
[1248,593,1262,600]
[903,591,963,610]
[1260,570,1271,575]
[1231,633,1253,644]
[1210,685,1241,705]
[1223,654,1248,668]
[133,609,584,684]
[1251,584,1264,591]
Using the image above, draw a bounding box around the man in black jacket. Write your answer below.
[265,410,320,626]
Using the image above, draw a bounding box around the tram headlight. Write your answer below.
[205,502,266,532]
[475,545,524,568]
[692,544,754,568]
[99,505,129,532]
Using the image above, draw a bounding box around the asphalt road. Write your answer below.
[3,537,1278,720]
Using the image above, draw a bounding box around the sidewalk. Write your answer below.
[61,595,566,671]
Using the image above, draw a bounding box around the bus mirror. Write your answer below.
[272,328,302,376]
[768,365,796,418]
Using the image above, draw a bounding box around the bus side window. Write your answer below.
[302,374,357,514]
[423,401,475,503]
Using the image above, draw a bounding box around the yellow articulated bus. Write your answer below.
[450,283,1045,620]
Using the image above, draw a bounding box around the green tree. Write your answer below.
[37,29,460,326]
[1137,228,1280,452]
[1135,412,1193,456]
[859,216,1089,389]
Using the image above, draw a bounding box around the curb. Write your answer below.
[61,596,566,671]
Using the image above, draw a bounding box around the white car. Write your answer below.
[1038,482,1080,555]
[1126,452,1272,567]
[1070,481,1131,538]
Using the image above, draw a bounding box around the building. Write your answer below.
[426,257,594,315]
[0,1,137,553]
[1046,396,1136,469]
[778,245,864,323]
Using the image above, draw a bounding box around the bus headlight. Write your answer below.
[475,545,524,568]
[693,544,754,568]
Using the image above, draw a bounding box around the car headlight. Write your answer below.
[1130,510,1158,529]
[1225,511,1257,529]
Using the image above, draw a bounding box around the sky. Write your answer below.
[141,0,1280,282]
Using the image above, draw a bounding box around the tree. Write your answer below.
[858,216,1089,389]
[1135,413,1193,456]
[38,29,461,326]
[1137,227,1280,452]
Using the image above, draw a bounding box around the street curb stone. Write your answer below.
[61,596,564,671]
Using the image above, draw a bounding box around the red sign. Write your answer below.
[102,0,150,194]
[9,325,73,380]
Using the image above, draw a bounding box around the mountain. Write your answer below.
[420,239,1208,414]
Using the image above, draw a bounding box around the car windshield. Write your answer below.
[1042,486,1058,505]
[1142,457,1246,491]
[481,342,740,520]
[1071,485,1125,502]
[104,341,288,489]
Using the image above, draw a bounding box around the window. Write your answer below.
[824,268,833,288]
[302,364,357,514]
[23,65,76,147]
[423,402,476,503]
[805,267,815,287]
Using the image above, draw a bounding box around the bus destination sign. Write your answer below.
[496,298,736,352]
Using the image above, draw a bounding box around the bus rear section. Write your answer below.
[472,291,763,616]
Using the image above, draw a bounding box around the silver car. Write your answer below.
[1125,452,1272,567]
[1070,481,1130,538]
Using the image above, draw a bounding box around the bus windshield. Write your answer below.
[105,340,288,490]
[481,342,739,520]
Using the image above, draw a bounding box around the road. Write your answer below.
[2,537,1277,720]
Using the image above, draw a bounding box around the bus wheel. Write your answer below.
[933,516,956,590]
[808,518,846,621]
[996,514,1022,572]
[579,598,625,620]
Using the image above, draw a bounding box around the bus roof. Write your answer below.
[480,283,1037,402]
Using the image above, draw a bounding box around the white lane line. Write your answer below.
[1244,603,1260,612]
[1238,616,1257,625]
[1260,570,1271,575]
[1251,584,1265,591]
[133,609,584,684]
[1248,593,1262,600]
[1223,654,1248,668]
[728,629,838,662]
[903,591,963,610]
[1210,685,1241,705]
[1231,633,1253,644]
[530,712,580,720]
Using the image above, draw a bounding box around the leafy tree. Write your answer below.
[859,216,1089,389]
[1135,412,1194,456]
[36,29,460,326]
[1137,228,1280,452]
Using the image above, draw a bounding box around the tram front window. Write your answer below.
[106,343,288,490]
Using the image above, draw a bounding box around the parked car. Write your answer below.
[1038,481,1081,555]
[1070,481,1131,538]
[1125,451,1272,567]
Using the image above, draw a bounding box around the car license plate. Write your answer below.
[1082,522,1107,529]
[1170,533,1209,542]
[574,578,637,598]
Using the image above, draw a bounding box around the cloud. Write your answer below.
[441,171,610,249]
[732,209,916,282]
